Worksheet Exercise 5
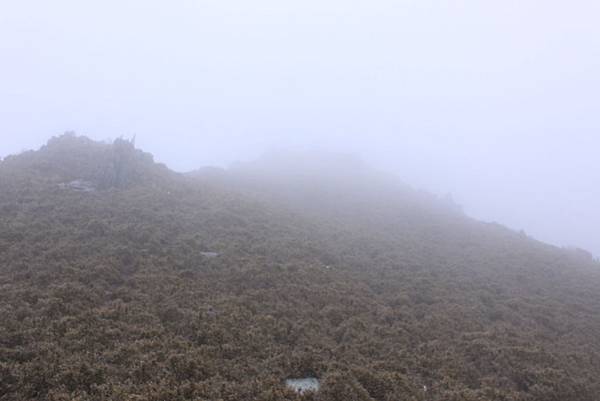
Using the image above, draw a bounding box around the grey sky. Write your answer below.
[1,0,599,255]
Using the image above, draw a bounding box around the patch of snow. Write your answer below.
[59,180,96,192]
[285,377,320,394]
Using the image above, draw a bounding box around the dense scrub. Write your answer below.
[1,135,600,400]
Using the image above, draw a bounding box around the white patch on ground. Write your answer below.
[200,252,219,258]
[285,377,320,393]
[59,179,96,192]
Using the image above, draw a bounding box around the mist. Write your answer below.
[1,0,599,256]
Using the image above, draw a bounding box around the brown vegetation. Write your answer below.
[1,135,600,400]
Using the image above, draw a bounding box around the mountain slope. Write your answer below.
[1,135,599,401]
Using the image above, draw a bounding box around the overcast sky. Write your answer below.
[1,0,599,256]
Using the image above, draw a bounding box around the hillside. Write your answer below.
[1,135,600,401]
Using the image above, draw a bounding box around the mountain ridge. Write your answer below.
[1,134,599,400]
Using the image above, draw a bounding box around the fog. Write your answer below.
[1,1,599,256]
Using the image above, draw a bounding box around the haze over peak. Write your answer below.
[3,132,597,257]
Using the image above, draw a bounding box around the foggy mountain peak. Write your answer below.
[2,2,600,398]
[186,145,466,219]
[2,133,600,400]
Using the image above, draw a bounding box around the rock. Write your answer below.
[285,377,320,394]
